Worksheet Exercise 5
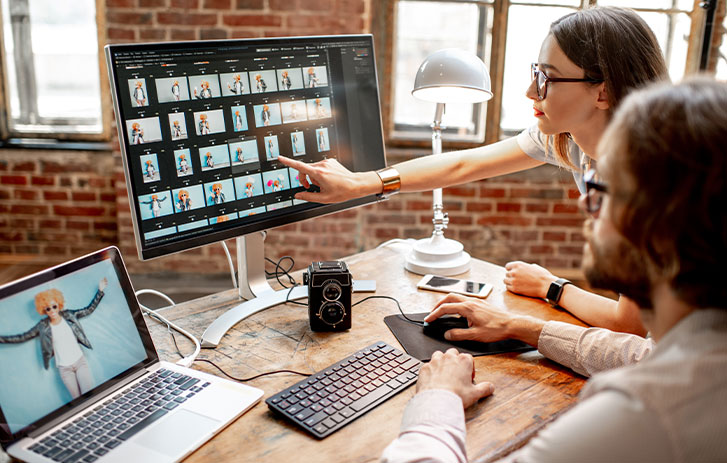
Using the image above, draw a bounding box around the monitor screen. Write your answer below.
[105,35,385,260]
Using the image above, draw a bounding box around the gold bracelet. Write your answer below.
[375,166,401,200]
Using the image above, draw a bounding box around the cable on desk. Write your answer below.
[265,255,297,288]
[353,295,424,326]
[194,358,310,382]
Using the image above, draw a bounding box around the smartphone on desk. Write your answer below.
[416,274,494,299]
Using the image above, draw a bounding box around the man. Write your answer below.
[381,78,727,462]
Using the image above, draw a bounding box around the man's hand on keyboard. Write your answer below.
[416,348,494,409]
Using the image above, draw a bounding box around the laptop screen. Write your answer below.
[0,248,156,440]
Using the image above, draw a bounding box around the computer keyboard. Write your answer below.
[266,341,421,438]
[27,369,210,462]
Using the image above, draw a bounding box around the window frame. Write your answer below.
[0,0,112,143]
[374,0,714,150]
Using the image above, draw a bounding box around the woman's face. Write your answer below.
[43,299,62,322]
[526,34,606,136]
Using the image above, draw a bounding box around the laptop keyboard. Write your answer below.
[27,368,210,463]
[266,341,421,438]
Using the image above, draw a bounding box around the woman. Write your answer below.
[279,7,668,335]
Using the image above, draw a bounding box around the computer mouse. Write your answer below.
[422,316,469,340]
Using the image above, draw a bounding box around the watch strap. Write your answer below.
[546,278,572,307]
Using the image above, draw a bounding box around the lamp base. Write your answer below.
[405,234,471,276]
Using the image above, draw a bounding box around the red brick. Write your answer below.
[299,0,333,11]
[40,219,63,229]
[32,176,56,186]
[465,202,492,213]
[140,29,167,40]
[10,218,35,228]
[53,205,105,217]
[339,0,365,14]
[201,28,229,40]
[67,221,91,231]
[1,175,27,185]
[570,231,585,243]
[107,0,136,7]
[287,15,340,29]
[230,28,263,38]
[170,29,197,40]
[44,191,69,201]
[223,14,282,27]
[12,162,36,172]
[477,216,533,226]
[536,217,584,227]
[43,245,70,255]
[203,0,231,8]
[101,193,117,202]
[72,192,97,202]
[14,189,38,200]
[60,177,72,187]
[10,204,49,215]
[171,0,199,7]
[479,187,505,198]
[237,0,265,8]
[88,177,108,188]
[544,257,570,268]
[140,0,166,6]
[444,186,476,197]
[108,12,153,24]
[0,161,7,171]
[529,245,554,254]
[107,27,136,40]
[553,203,579,214]
[543,231,566,242]
[158,13,218,26]
[568,188,581,199]
[374,228,399,240]
[405,200,433,211]
[0,189,9,200]
[558,245,583,256]
[496,202,522,213]
[447,215,473,225]
[525,203,548,213]
[511,188,563,199]
[0,232,24,242]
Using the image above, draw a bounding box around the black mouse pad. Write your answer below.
[384,312,536,361]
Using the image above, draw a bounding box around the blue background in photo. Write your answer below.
[144,226,177,240]
[199,144,231,170]
[172,184,205,212]
[264,136,280,160]
[316,129,331,151]
[262,169,289,194]
[174,149,193,176]
[291,132,306,156]
[178,219,209,232]
[138,191,173,220]
[234,174,263,199]
[253,103,282,128]
[229,139,259,164]
[289,168,302,188]
[230,105,248,132]
[0,259,148,434]
[204,178,235,206]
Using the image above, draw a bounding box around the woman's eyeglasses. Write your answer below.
[531,63,603,101]
[583,169,608,215]
[44,303,59,313]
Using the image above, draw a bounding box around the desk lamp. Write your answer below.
[405,49,492,276]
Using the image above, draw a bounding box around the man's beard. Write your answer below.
[582,218,654,309]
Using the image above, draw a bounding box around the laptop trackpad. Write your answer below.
[135,409,220,456]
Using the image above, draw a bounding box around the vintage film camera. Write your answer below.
[304,261,352,331]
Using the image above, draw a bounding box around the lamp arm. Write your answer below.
[431,102,448,236]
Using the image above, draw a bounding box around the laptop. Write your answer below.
[0,247,263,462]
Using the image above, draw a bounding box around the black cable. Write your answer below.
[285,284,308,306]
[353,295,424,326]
[265,256,296,288]
[194,358,310,382]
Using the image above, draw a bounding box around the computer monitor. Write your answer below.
[104,35,385,261]
[105,35,386,347]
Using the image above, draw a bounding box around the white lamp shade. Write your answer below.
[412,48,492,104]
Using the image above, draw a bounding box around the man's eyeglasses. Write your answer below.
[583,169,608,215]
[531,63,603,101]
[44,303,59,313]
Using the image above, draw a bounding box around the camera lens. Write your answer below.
[322,281,342,301]
[319,302,346,325]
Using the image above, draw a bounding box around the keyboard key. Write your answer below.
[350,385,393,412]
[118,409,168,441]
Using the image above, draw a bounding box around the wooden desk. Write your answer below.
[0,245,587,463]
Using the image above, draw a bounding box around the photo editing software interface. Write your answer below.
[107,36,385,259]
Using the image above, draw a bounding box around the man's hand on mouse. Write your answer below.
[425,293,545,347]
[416,348,494,408]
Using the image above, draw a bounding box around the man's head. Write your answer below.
[35,289,64,317]
[583,77,727,311]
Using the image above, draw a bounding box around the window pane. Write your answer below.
[511,0,579,6]
[392,1,488,141]
[717,14,727,80]
[636,11,690,82]
[1,0,102,134]
[500,6,574,134]
[596,0,694,10]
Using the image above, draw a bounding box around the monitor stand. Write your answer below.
[200,232,375,348]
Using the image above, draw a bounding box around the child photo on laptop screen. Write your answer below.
[0,259,148,435]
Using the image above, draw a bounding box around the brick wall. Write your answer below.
[0,0,587,279]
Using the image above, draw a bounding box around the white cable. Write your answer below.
[220,240,237,289]
[376,238,415,249]
[135,289,200,368]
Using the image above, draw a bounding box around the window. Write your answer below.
[0,0,107,140]
[379,0,710,146]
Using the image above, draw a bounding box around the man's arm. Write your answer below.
[426,294,653,377]
[504,261,647,336]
